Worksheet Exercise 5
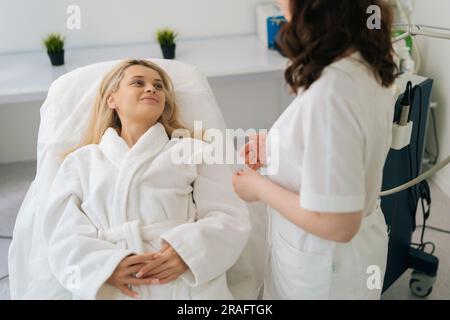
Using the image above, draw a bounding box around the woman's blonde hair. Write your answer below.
[63,59,188,158]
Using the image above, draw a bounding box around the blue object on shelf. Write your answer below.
[267,16,286,49]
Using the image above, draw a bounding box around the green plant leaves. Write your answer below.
[43,33,65,53]
[156,28,178,47]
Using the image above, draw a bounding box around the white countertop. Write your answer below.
[0,35,288,104]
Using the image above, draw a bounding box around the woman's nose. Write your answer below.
[146,86,156,93]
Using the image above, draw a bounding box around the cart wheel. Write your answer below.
[409,270,435,298]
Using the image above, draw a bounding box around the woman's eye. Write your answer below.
[132,80,143,86]
[154,83,164,90]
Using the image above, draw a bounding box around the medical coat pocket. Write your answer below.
[271,232,333,299]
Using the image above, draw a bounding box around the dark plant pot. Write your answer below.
[47,50,65,66]
[160,44,176,59]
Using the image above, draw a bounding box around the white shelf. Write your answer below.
[0,35,288,105]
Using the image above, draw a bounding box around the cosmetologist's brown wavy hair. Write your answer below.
[277,0,399,93]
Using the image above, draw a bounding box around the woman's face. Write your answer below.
[108,65,166,128]
[277,0,292,21]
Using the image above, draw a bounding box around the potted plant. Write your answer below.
[156,28,178,59]
[43,33,66,66]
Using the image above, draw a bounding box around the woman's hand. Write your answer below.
[232,169,268,202]
[239,133,267,171]
[106,253,158,299]
[135,242,188,285]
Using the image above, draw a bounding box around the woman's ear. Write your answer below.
[107,94,117,110]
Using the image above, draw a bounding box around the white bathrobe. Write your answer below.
[39,122,251,300]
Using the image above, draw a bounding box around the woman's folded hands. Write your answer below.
[107,242,188,298]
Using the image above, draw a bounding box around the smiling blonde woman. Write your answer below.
[37,59,250,300]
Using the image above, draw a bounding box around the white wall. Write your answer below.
[0,0,289,164]
[412,0,450,198]
[0,0,271,54]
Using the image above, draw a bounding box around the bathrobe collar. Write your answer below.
[99,122,169,168]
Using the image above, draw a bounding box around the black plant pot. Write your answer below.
[47,50,65,66]
[160,44,176,59]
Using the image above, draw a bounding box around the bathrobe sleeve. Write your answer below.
[41,154,133,299]
[161,160,251,287]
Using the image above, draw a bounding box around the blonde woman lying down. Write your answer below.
[40,59,250,300]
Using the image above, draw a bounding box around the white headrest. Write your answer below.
[37,59,226,168]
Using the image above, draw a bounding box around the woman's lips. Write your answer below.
[141,97,159,103]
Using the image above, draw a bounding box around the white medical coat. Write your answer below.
[264,52,395,299]
[37,123,250,299]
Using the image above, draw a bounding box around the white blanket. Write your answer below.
[38,123,250,299]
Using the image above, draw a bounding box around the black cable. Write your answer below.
[411,241,436,255]
[413,85,428,251]
[0,274,8,281]
[413,85,423,198]
[417,224,450,234]
[400,81,417,227]
[429,108,440,164]
[419,193,427,246]
[405,83,420,230]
